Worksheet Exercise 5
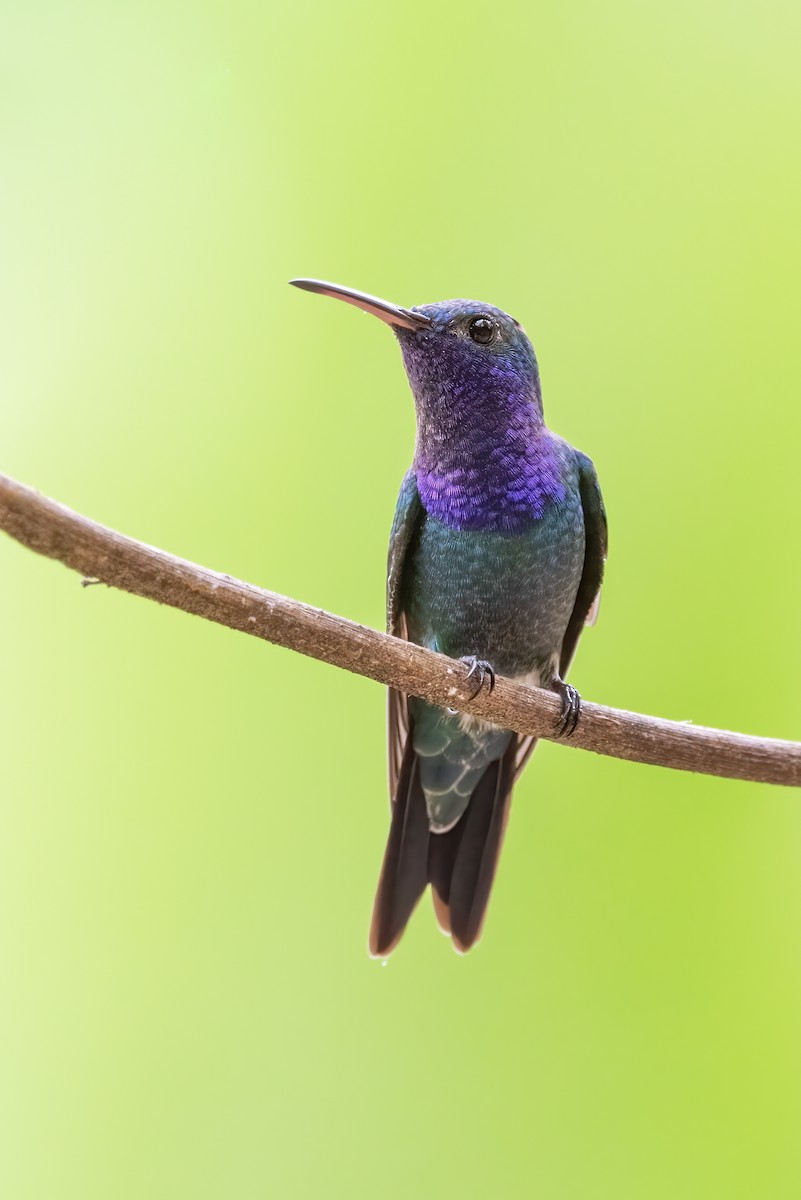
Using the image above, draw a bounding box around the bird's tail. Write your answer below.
[369,737,518,957]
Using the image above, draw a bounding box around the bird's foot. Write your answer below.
[460,656,496,701]
[551,678,581,737]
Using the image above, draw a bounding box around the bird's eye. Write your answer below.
[467,316,496,345]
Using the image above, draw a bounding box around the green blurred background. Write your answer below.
[2,1,801,1196]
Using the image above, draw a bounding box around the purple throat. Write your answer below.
[414,429,567,534]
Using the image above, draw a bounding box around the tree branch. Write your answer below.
[0,470,798,787]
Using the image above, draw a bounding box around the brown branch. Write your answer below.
[0,470,798,787]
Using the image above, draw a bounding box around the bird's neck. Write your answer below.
[413,405,567,534]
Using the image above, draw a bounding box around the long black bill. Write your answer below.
[289,278,431,332]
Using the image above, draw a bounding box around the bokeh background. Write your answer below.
[2,2,801,1197]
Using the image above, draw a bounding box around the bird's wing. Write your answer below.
[386,470,425,798]
[515,452,608,779]
[560,451,608,675]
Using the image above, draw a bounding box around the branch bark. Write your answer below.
[0,470,798,787]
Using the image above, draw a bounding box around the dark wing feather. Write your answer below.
[387,672,409,799]
[514,453,608,782]
[560,451,608,676]
[386,471,424,797]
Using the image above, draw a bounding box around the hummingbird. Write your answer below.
[290,279,607,956]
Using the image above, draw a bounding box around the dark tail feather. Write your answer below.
[428,820,465,934]
[369,738,430,958]
[372,737,518,956]
[445,740,518,953]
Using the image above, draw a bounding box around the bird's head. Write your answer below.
[290,280,543,429]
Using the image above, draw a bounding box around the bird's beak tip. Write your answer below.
[288,277,430,332]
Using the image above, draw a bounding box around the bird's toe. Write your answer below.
[460,656,496,701]
[552,679,581,737]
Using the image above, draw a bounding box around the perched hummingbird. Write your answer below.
[291,279,607,956]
